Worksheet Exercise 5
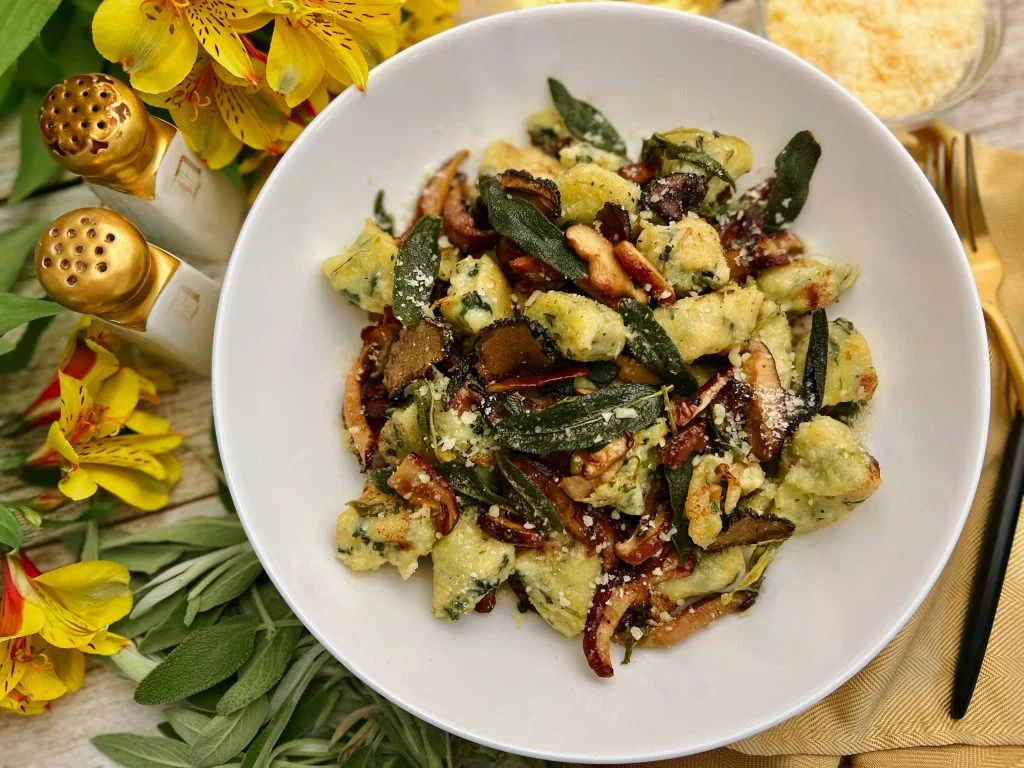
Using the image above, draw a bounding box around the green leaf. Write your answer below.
[189,696,269,767]
[343,744,376,768]
[0,220,48,292]
[0,504,24,551]
[373,189,395,235]
[547,77,626,155]
[478,176,586,281]
[91,733,192,768]
[795,308,828,425]
[0,0,62,74]
[163,707,211,745]
[277,684,336,742]
[0,315,55,373]
[104,544,186,575]
[764,130,821,233]
[0,65,16,109]
[494,452,561,532]
[100,518,247,550]
[156,722,181,741]
[0,293,63,336]
[366,466,397,495]
[640,133,734,188]
[186,676,237,713]
[80,519,99,561]
[216,626,301,715]
[664,463,694,561]
[437,463,506,507]
[193,551,262,613]
[490,384,665,454]
[137,599,225,654]
[392,215,441,325]
[10,90,61,202]
[134,616,261,705]
[111,592,184,640]
[618,298,697,395]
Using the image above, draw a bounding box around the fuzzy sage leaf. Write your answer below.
[0,504,24,551]
[664,463,694,561]
[100,517,247,550]
[490,384,665,453]
[548,77,626,155]
[764,130,821,233]
[188,695,269,767]
[163,707,210,745]
[392,216,441,325]
[494,453,562,532]
[478,176,586,281]
[794,308,828,426]
[619,299,697,395]
[640,133,734,187]
[216,626,301,715]
[91,734,192,768]
[438,463,507,507]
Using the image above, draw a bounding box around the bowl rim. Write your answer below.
[213,3,990,761]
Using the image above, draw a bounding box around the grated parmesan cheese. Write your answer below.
[765,0,984,117]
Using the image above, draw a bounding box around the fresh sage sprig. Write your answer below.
[547,77,626,155]
[764,130,821,233]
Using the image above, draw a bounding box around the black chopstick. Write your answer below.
[952,410,1024,718]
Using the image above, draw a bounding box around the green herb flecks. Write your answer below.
[495,452,562,532]
[392,216,441,325]
[490,384,665,454]
[664,463,694,561]
[764,130,821,233]
[640,133,734,187]
[548,77,626,155]
[618,298,697,395]
[478,176,586,281]
[372,189,395,235]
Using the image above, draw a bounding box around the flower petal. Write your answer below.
[46,422,80,466]
[213,75,290,150]
[80,339,121,391]
[92,0,199,94]
[75,433,183,480]
[0,690,49,715]
[58,373,94,440]
[304,12,370,90]
[38,639,86,693]
[0,638,30,703]
[124,410,171,435]
[156,453,183,486]
[30,561,132,648]
[232,11,275,33]
[267,17,325,107]
[94,368,142,437]
[85,465,173,512]
[82,630,131,657]
[186,0,260,85]
[59,468,99,502]
[1,557,45,641]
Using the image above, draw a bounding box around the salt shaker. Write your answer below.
[38,74,245,265]
[35,208,220,375]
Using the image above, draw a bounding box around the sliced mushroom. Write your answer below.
[658,420,709,470]
[583,579,650,677]
[382,318,455,396]
[558,475,595,501]
[416,150,469,219]
[474,590,498,613]
[589,514,620,573]
[442,177,498,252]
[594,203,631,245]
[477,511,547,548]
[708,510,795,550]
[615,501,670,566]
[640,592,755,648]
[484,365,590,394]
[582,435,632,479]
[343,346,378,470]
[565,224,647,304]
[496,238,564,286]
[511,457,590,544]
[387,452,459,534]
[617,162,655,187]
[669,369,732,430]
[496,169,561,220]
[749,231,805,272]
[612,241,676,306]
[741,340,787,461]
[473,317,561,382]
[640,173,708,223]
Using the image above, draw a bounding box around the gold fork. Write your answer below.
[910,126,1024,405]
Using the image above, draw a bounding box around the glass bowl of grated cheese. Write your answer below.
[756,0,1005,128]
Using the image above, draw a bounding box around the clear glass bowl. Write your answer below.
[754,0,1005,128]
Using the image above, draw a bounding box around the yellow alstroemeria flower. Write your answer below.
[399,0,459,47]
[140,57,292,168]
[262,0,402,105]
[26,374,183,511]
[0,552,131,651]
[0,636,87,715]
[92,0,269,94]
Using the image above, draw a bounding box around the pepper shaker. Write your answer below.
[39,74,245,265]
[35,208,220,375]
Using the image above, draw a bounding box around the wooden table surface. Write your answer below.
[2,1,1023,765]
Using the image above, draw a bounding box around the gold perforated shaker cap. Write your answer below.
[38,74,174,197]
[36,208,179,330]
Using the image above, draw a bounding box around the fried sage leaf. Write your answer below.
[640,133,734,187]
[495,453,562,532]
[764,130,821,233]
[664,463,694,561]
[794,308,828,426]
[437,463,507,507]
[392,215,441,325]
[490,384,664,453]
[478,176,586,281]
[619,298,697,395]
[373,189,394,235]
[548,77,627,155]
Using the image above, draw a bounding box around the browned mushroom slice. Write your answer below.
[473,317,561,382]
[749,231,805,272]
[477,511,547,548]
[496,169,561,220]
[640,592,756,648]
[496,238,564,286]
[708,510,795,550]
[416,150,469,218]
[511,457,591,544]
[594,203,631,245]
[474,590,498,613]
[669,369,732,430]
[442,177,498,252]
[658,420,709,470]
[614,355,660,385]
[484,365,590,394]
[382,318,455,396]
[617,162,655,187]
[615,501,670,566]
[582,435,632,479]
[612,242,676,306]
[343,346,378,470]
[589,514,620,572]
[583,579,650,677]
[565,224,647,304]
[640,173,708,223]
[387,452,460,534]
[558,475,595,501]
[742,340,788,461]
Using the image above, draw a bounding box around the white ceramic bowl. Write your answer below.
[213,5,989,762]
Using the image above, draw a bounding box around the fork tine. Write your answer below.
[937,136,950,217]
[965,133,986,248]
[948,135,974,252]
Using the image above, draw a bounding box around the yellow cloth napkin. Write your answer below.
[595,131,1024,768]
